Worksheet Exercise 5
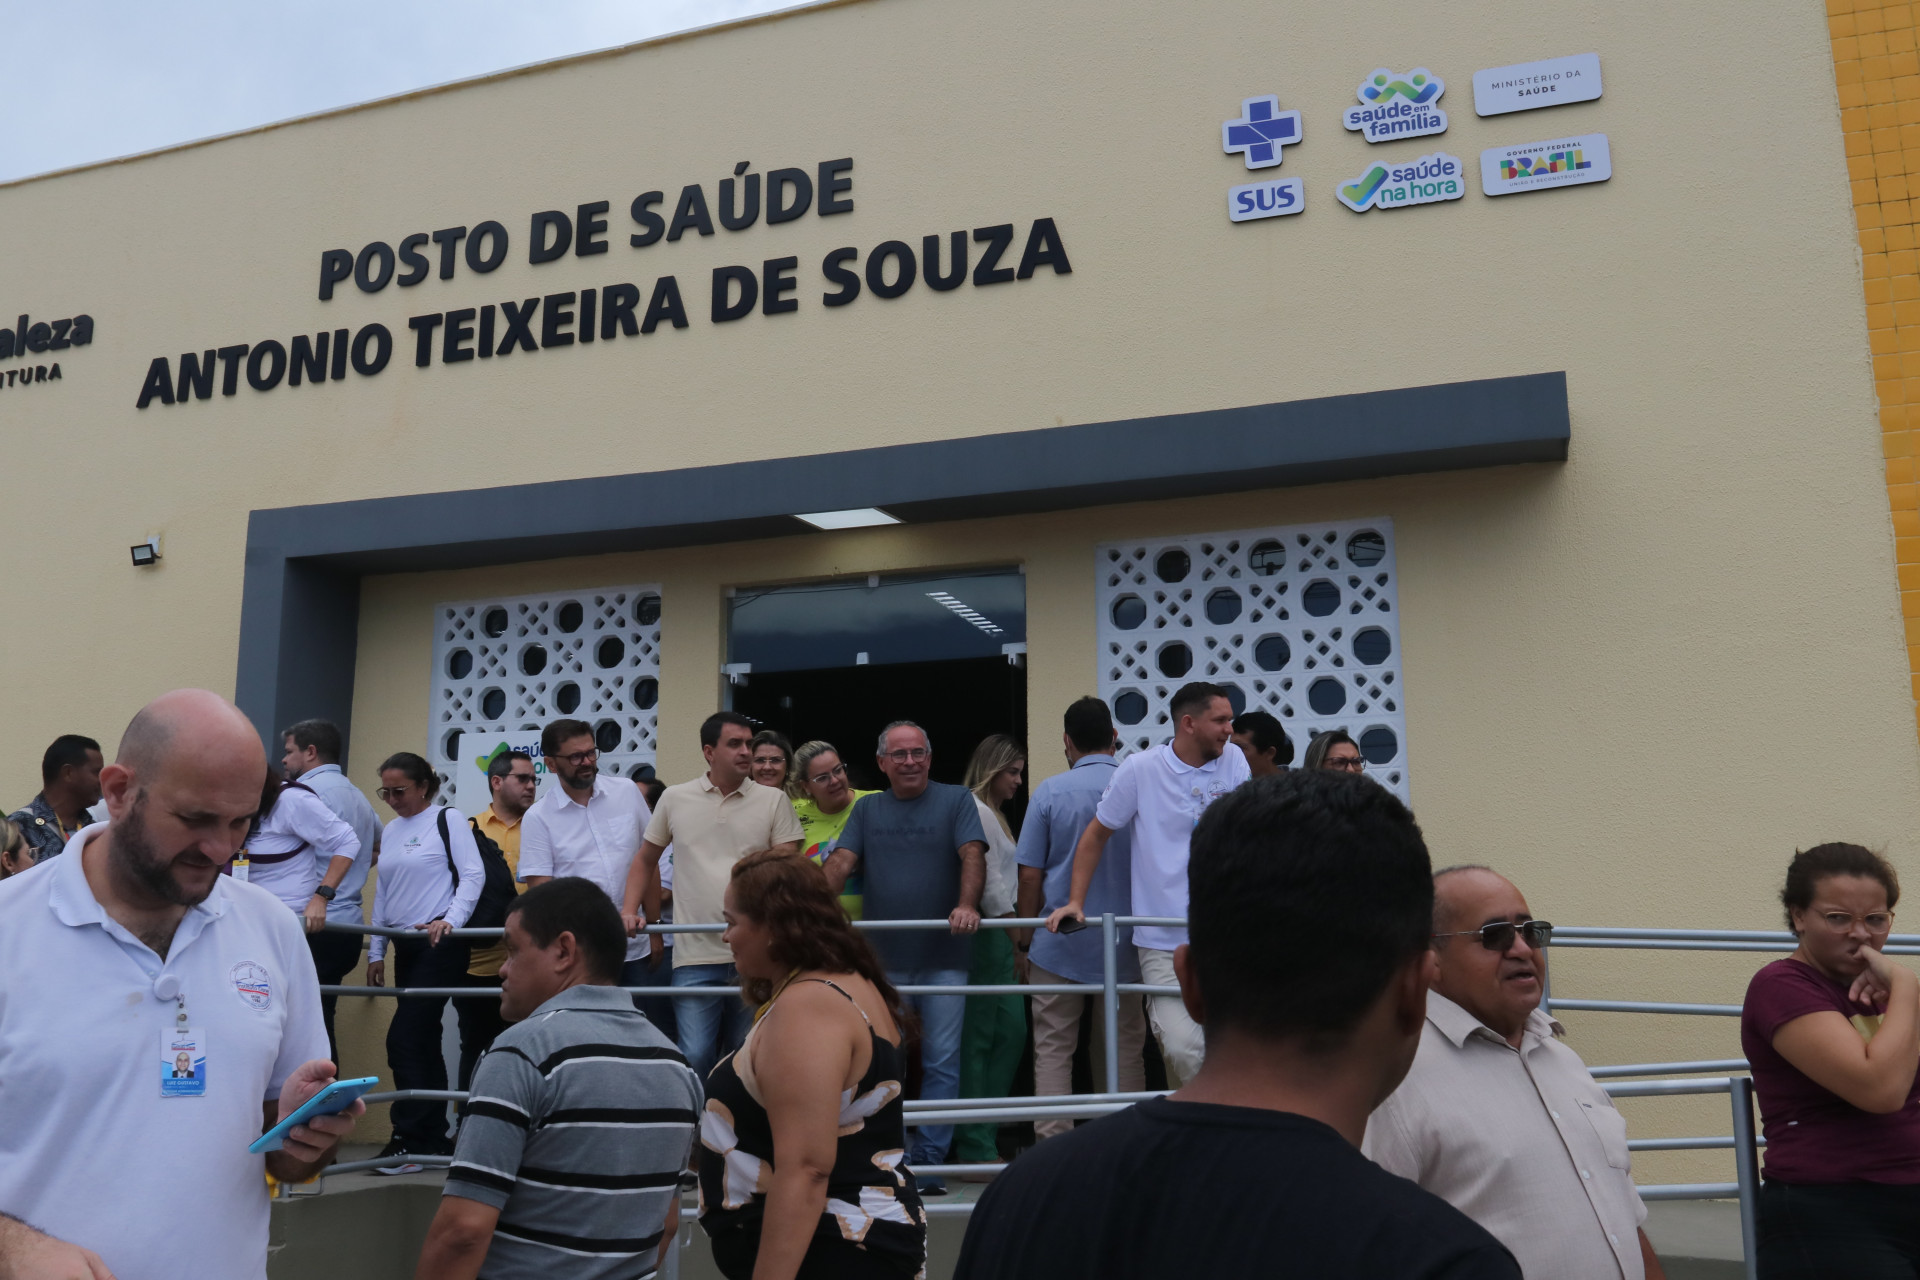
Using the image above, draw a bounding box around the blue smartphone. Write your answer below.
[250,1076,380,1154]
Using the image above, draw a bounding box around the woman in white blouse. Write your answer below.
[954,734,1028,1171]
[364,751,483,1168]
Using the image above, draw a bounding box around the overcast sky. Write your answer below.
[1,0,798,184]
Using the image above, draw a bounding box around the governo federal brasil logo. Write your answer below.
[1336,153,1464,213]
[1343,68,1448,143]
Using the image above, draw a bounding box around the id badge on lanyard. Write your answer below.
[156,976,207,1098]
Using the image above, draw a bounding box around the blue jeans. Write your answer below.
[621,950,678,1046]
[892,967,968,1168]
[672,961,752,1082]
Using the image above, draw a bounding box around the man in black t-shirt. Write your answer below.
[953,771,1520,1280]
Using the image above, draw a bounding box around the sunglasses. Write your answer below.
[376,785,417,801]
[1434,919,1554,951]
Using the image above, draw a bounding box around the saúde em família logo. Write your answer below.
[1343,68,1448,143]
[1336,152,1464,213]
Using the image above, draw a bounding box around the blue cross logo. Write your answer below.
[1222,95,1301,169]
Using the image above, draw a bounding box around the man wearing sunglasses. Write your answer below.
[1364,866,1667,1280]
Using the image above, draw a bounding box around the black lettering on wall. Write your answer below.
[711,265,757,322]
[641,277,688,333]
[247,340,287,391]
[467,221,510,273]
[26,323,49,353]
[47,319,72,351]
[290,332,328,385]
[578,288,597,344]
[540,292,577,348]
[136,357,175,408]
[496,299,540,355]
[70,316,93,346]
[865,240,916,299]
[973,224,1016,286]
[818,158,854,215]
[319,250,353,300]
[444,308,477,363]
[822,247,861,306]
[576,201,610,256]
[603,283,641,337]
[350,323,393,376]
[1017,218,1072,278]
[767,168,813,224]
[720,164,760,231]
[762,257,799,315]
[397,233,431,286]
[433,226,468,280]
[409,313,444,367]
[529,211,572,264]
[355,243,395,293]
[478,305,497,358]
[331,328,350,380]
[924,231,967,291]
[217,343,250,395]
[629,192,666,247]
[668,185,715,240]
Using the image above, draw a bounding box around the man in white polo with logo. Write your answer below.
[0,689,356,1280]
[1046,680,1249,1085]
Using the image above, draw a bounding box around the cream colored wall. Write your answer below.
[0,0,1909,1184]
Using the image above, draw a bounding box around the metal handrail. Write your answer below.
[317,915,1799,1277]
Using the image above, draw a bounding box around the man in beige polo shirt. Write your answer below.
[1364,866,1666,1280]
[622,711,802,1078]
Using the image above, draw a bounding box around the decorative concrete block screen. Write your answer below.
[1096,519,1408,801]
[428,586,663,788]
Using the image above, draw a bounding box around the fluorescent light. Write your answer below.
[793,508,901,530]
[927,591,1004,635]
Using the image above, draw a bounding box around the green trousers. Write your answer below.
[953,927,1028,1163]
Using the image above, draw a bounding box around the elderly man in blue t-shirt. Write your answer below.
[1014,697,1146,1138]
[826,720,986,1195]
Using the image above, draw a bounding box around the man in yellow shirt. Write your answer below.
[456,751,537,1087]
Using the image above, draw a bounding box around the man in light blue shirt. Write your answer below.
[1014,697,1145,1139]
[282,718,381,1062]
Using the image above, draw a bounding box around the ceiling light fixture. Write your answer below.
[927,591,1004,635]
[793,508,901,530]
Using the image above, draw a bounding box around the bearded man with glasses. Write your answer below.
[1364,865,1668,1280]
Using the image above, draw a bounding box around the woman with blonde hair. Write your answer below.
[700,849,925,1279]
[0,818,28,878]
[953,733,1028,1173]
[786,740,876,919]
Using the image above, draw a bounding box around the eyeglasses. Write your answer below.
[376,785,416,800]
[555,749,598,767]
[808,762,849,786]
[1816,910,1894,933]
[1323,756,1365,773]
[1434,919,1554,951]
[506,771,537,784]
[882,748,930,763]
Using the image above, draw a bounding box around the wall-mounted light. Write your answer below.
[130,536,161,568]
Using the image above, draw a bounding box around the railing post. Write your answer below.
[1101,913,1120,1096]
[1729,1075,1760,1280]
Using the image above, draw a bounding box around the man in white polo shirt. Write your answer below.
[1046,680,1249,1085]
[622,711,802,1080]
[0,689,355,1280]
[518,717,652,986]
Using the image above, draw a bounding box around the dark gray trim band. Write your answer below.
[235,371,1570,755]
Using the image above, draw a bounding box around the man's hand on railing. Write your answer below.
[949,906,981,935]
[621,910,644,938]
[421,920,453,945]
[366,960,385,987]
[1045,902,1085,933]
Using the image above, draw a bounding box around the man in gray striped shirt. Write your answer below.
[415,877,701,1280]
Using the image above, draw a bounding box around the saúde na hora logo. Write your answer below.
[1336,152,1464,213]
[1343,68,1448,143]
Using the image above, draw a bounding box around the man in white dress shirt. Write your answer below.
[1364,867,1667,1280]
[0,689,355,1280]
[518,717,652,984]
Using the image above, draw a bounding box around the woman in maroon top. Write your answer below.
[1742,843,1920,1278]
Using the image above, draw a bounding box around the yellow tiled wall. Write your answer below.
[1834,1,1920,715]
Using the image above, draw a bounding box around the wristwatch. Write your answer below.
[314,884,337,901]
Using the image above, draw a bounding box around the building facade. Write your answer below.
[2,0,1915,1174]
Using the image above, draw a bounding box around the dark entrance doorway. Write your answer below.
[725,568,1029,807]
[730,656,1026,794]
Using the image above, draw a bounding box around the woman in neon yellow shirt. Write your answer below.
[787,740,875,919]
